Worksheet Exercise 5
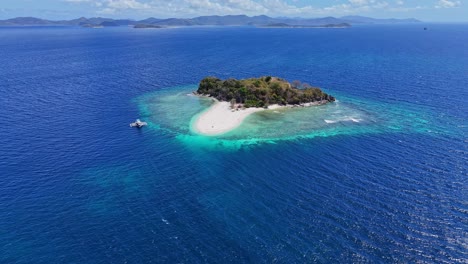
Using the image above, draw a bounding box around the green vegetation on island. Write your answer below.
[196,76,335,108]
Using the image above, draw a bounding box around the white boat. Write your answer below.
[130,119,147,128]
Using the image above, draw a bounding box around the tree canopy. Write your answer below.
[196,76,335,108]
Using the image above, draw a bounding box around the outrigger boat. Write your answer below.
[130,119,147,128]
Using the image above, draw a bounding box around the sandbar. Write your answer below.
[193,99,329,136]
[193,101,264,136]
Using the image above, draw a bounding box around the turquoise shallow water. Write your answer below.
[137,85,440,150]
[0,25,466,262]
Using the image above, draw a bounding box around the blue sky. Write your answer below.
[0,0,466,21]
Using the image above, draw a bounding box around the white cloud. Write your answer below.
[183,0,267,14]
[435,0,461,8]
[106,0,151,9]
[95,0,151,14]
[348,0,371,6]
[63,0,92,2]
[388,5,424,12]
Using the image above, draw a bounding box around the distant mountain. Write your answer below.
[0,15,421,27]
[114,19,137,26]
[283,16,345,26]
[68,17,129,26]
[147,15,353,27]
[154,18,198,26]
[99,21,119,27]
[0,17,56,25]
[137,17,163,24]
[192,15,250,25]
[341,15,421,24]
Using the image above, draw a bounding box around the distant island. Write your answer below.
[133,24,163,29]
[193,77,335,136]
[81,21,119,28]
[263,23,351,28]
[0,15,421,27]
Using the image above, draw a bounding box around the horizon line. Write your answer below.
[1,15,467,23]
[0,14,422,21]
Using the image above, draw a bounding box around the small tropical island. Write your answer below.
[193,76,335,135]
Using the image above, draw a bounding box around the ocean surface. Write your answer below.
[0,24,467,263]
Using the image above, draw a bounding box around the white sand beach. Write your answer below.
[193,99,330,136]
[193,101,264,136]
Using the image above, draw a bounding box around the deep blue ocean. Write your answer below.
[0,24,467,263]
